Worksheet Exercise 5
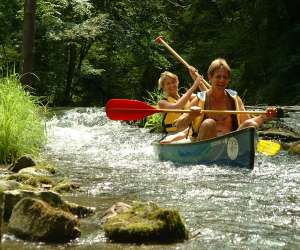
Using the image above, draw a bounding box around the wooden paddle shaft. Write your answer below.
[111,107,266,115]
[156,108,266,115]
[155,36,211,89]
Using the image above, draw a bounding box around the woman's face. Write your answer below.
[162,76,178,95]
[209,67,229,90]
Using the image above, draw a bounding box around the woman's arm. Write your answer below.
[188,66,209,91]
[158,76,205,109]
[158,79,197,109]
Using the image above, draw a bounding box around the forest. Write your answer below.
[1,0,299,107]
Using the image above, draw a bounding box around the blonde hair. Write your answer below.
[207,58,231,77]
[158,71,179,89]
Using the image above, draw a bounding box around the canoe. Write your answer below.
[152,127,256,169]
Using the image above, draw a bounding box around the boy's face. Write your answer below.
[209,67,229,90]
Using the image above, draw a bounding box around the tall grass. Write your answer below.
[0,74,46,164]
[143,88,164,133]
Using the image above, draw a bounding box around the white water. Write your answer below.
[2,107,300,250]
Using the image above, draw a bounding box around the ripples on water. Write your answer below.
[2,107,300,250]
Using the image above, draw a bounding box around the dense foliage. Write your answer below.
[1,0,299,106]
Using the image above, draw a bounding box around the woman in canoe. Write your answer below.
[158,69,207,143]
[175,58,277,141]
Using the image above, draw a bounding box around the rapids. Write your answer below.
[2,107,300,250]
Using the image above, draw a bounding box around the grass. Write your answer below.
[142,88,164,133]
[0,74,46,164]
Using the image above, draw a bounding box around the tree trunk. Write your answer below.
[21,0,36,85]
[62,43,77,106]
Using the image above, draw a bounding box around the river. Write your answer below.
[2,107,300,250]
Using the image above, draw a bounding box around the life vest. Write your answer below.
[162,96,190,133]
[191,89,242,139]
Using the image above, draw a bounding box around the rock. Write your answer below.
[258,128,300,142]
[289,141,300,154]
[18,167,52,177]
[4,190,29,222]
[8,198,80,242]
[0,180,22,191]
[3,190,95,222]
[103,201,189,243]
[65,201,96,218]
[6,173,53,189]
[52,180,80,194]
[8,156,36,173]
[101,202,132,224]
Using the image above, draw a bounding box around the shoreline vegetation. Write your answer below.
[0,74,46,164]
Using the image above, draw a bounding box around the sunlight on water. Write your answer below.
[3,107,300,250]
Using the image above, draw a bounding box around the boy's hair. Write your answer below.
[207,58,231,77]
[158,71,179,89]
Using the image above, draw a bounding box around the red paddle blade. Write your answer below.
[105,99,158,121]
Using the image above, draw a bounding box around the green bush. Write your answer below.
[0,74,46,163]
[143,88,164,133]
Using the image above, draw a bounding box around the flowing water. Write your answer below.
[2,107,300,250]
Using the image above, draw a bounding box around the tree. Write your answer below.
[21,0,36,85]
[0,0,22,68]
[36,0,109,105]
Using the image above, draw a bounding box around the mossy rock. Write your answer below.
[52,180,80,194]
[0,179,22,191]
[8,155,36,173]
[289,141,300,155]
[35,162,56,174]
[258,127,300,142]
[103,202,189,243]
[6,173,54,189]
[8,197,80,242]
[3,190,96,222]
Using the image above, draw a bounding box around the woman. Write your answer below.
[158,69,207,132]
[176,58,277,141]
[157,69,207,143]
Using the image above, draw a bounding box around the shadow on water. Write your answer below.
[2,107,300,250]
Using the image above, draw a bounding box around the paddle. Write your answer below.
[256,139,281,156]
[155,36,211,89]
[106,99,274,121]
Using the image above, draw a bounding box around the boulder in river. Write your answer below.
[289,141,300,155]
[8,156,36,173]
[258,127,300,142]
[103,201,189,243]
[8,197,80,242]
[3,190,95,222]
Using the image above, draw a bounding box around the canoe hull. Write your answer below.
[152,127,256,169]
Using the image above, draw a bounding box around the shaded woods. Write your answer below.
[1,0,299,106]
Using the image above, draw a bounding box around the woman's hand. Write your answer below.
[188,66,198,80]
[194,75,206,91]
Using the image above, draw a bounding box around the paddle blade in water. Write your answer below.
[257,139,281,156]
[106,99,158,121]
